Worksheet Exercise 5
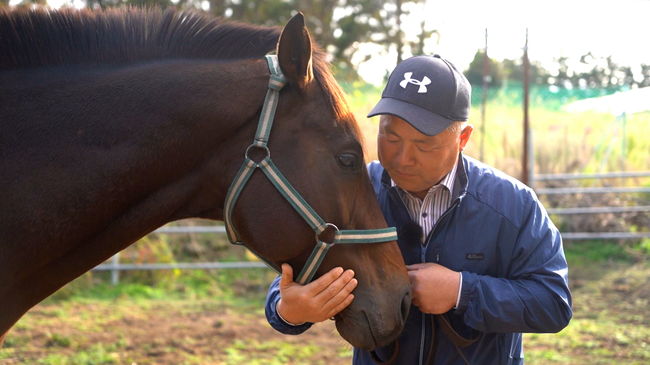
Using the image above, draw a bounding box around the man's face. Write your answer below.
[377,115,472,199]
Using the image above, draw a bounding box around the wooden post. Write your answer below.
[111,252,120,285]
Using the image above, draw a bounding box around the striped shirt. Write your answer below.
[392,161,458,244]
[392,161,462,309]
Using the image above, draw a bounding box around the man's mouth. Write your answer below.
[393,170,417,177]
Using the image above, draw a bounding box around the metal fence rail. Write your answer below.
[561,232,650,240]
[547,205,650,214]
[535,171,650,181]
[94,226,266,284]
[534,170,649,241]
[93,261,268,271]
[536,186,650,195]
[154,226,226,234]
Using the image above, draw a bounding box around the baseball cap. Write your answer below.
[367,55,471,136]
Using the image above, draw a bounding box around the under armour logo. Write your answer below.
[399,72,431,93]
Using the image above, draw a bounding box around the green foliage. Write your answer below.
[465,50,506,88]
[120,235,178,287]
[633,238,650,256]
[564,241,632,266]
[465,52,650,90]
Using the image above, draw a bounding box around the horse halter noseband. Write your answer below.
[224,55,398,284]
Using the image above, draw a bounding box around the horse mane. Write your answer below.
[0,7,282,69]
[0,6,357,137]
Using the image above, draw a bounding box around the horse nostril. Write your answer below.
[400,291,411,322]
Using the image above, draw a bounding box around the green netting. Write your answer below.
[471,82,624,110]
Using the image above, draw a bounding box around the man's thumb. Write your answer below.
[280,263,294,287]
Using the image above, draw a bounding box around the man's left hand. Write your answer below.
[407,263,460,314]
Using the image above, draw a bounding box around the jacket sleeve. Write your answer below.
[455,194,573,333]
[265,275,314,335]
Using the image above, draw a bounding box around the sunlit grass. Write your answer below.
[342,82,650,178]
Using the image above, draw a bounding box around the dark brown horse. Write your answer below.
[0,7,411,350]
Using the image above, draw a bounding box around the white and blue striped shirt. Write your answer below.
[392,161,462,308]
[392,161,458,244]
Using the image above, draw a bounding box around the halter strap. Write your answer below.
[223,55,397,284]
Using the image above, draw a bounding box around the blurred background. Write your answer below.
[1,1,648,364]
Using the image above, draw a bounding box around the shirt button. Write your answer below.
[422,212,428,218]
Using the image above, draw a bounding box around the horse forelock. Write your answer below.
[0,7,281,69]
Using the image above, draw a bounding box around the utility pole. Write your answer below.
[480,28,489,161]
[522,28,531,187]
[396,0,403,64]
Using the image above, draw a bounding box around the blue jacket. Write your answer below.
[266,154,572,364]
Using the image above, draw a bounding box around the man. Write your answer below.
[265,55,572,364]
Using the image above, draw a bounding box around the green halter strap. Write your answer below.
[223,55,397,284]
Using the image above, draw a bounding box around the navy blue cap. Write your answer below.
[368,55,471,136]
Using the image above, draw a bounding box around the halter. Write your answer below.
[223,55,398,285]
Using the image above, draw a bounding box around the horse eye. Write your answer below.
[337,153,359,169]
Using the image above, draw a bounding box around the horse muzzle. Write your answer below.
[335,287,411,350]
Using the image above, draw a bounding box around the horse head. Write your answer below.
[221,14,411,349]
[0,8,409,350]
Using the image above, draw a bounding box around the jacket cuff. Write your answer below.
[276,301,306,326]
[455,271,477,314]
[454,272,463,309]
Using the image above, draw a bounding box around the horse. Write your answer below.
[0,7,411,350]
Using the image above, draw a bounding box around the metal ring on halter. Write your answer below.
[317,222,340,245]
[244,144,270,162]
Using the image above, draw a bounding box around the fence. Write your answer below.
[93,225,269,285]
[533,171,650,240]
[94,171,650,283]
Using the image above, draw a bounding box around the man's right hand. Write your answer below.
[276,263,357,325]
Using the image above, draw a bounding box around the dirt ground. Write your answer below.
[1,299,352,364]
[1,262,649,365]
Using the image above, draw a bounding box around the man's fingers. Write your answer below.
[327,294,355,318]
[307,266,345,294]
[407,269,418,285]
[323,277,357,311]
[406,263,428,271]
[279,263,294,289]
[315,269,355,300]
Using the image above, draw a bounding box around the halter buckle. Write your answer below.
[316,223,340,246]
[245,143,270,163]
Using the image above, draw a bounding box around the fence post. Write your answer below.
[111,253,120,285]
[528,127,535,190]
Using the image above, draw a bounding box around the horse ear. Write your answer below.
[277,12,313,89]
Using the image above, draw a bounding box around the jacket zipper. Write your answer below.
[419,243,427,365]
[418,197,461,365]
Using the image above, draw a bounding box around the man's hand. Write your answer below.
[276,263,357,324]
[407,263,460,314]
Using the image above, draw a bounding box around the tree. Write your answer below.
[465,50,504,88]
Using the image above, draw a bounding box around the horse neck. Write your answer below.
[0,59,270,335]
[98,58,271,221]
[1,58,269,284]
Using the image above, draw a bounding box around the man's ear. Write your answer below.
[277,12,313,90]
[459,124,474,151]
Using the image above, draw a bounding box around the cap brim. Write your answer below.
[367,97,452,136]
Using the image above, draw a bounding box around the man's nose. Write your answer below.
[395,144,415,166]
